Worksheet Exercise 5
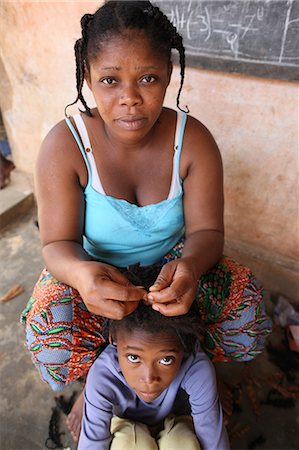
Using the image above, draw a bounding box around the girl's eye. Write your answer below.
[159,356,175,366]
[101,77,116,85]
[127,354,140,363]
[141,75,156,83]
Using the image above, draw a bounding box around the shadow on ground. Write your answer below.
[0,209,298,450]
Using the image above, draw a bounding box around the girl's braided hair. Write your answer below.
[104,263,202,355]
[65,0,188,116]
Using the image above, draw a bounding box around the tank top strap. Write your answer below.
[66,114,105,194]
[167,111,188,200]
[65,115,91,179]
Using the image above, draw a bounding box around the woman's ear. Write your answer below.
[85,64,92,90]
[167,62,173,86]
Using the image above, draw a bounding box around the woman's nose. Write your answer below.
[119,84,142,107]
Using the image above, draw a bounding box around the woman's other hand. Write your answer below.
[145,258,198,316]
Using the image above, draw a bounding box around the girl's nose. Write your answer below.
[140,365,159,383]
[119,84,142,107]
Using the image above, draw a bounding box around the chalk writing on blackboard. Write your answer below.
[154,0,299,79]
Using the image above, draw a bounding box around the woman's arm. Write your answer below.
[36,120,145,318]
[147,115,224,315]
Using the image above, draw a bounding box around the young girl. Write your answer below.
[78,302,230,450]
[21,0,271,441]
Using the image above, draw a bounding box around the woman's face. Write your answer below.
[85,31,172,144]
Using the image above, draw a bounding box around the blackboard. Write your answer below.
[154,0,299,81]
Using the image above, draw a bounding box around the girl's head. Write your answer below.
[106,303,202,402]
[108,302,201,354]
[67,1,188,117]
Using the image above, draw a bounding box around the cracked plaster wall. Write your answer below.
[0,1,298,299]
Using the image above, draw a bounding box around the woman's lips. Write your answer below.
[116,117,146,130]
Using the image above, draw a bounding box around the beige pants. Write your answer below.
[110,414,201,450]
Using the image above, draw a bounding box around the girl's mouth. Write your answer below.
[137,389,162,402]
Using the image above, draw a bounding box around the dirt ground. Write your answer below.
[0,208,298,450]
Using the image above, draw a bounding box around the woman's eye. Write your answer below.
[127,354,140,363]
[160,356,175,366]
[101,77,116,85]
[141,75,156,83]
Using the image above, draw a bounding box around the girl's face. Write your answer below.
[116,328,184,403]
[85,31,172,144]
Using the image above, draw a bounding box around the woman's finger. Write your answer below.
[151,298,192,317]
[87,298,139,319]
[148,262,176,292]
[95,279,147,302]
[104,266,137,286]
[147,276,192,303]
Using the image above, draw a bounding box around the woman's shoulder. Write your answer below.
[36,115,88,183]
[37,114,87,168]
[163,108,222,177]
[185,113,218,147]
[40,117,77,155]
[162,107,217,143]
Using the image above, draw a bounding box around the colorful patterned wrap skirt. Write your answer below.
[21,240,272,391]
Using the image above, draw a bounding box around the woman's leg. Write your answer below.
[21,269,106,391]
[197,256,272,362]
[21,269,107,440]
[162,240,272,362]
[110,417,158,450]
[157,415,201,450]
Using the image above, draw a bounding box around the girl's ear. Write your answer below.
[108,332,116,346]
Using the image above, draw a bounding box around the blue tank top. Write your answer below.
[65,111,187,267]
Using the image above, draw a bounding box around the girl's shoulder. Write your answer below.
[182,350,216,390]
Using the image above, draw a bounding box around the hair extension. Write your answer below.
[65,1,188,116]
[120,262,163,291]
[54,391,77,415]
[45,406,65,449]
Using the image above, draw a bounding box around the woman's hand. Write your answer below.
[76,261,147,319]
[145,258,198,316]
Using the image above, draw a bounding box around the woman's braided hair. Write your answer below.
[65,0,188,116]
[103,263,202,355]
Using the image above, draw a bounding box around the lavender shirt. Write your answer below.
[78,343,230,450]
